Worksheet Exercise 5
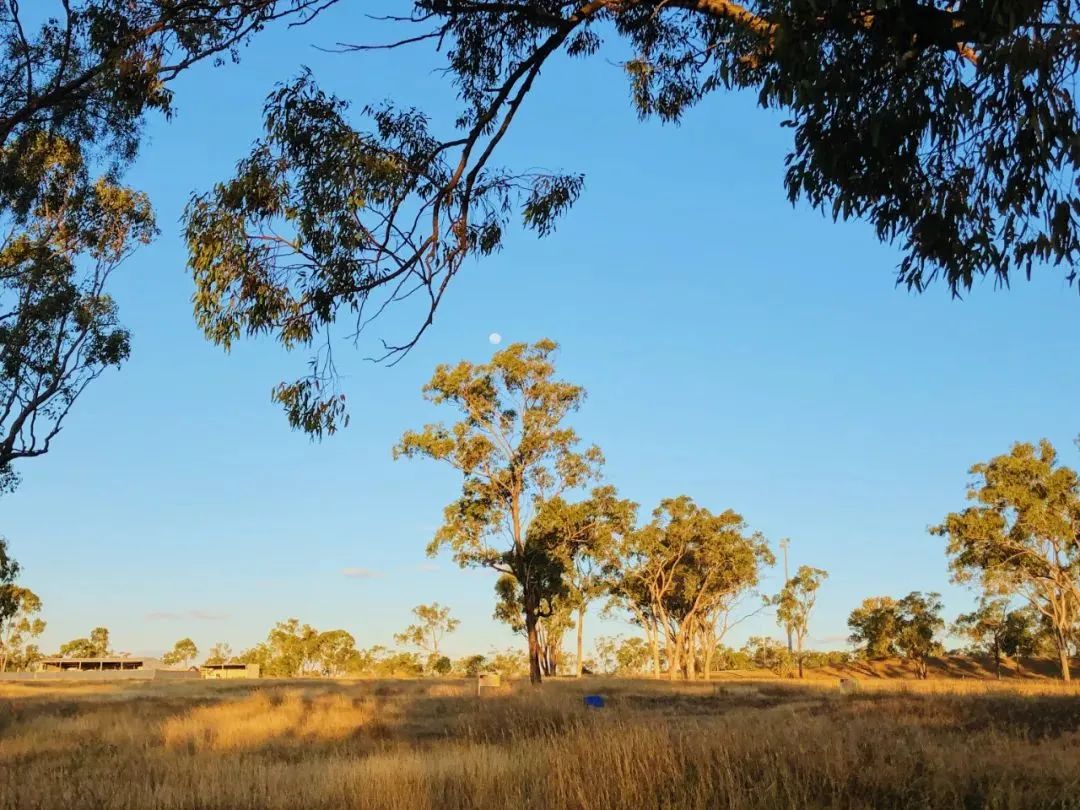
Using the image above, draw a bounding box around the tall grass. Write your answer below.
[2,677,1080,808]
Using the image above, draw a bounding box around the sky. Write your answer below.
[4,4,1080,661]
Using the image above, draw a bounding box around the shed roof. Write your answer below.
[40,656,164,666]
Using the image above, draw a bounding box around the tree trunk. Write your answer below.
[1057,630,1072,682]
[648,619,661,679]
[667,630,681,681]
[796,635,804,679]
[524,603,543,686]
[993,638,1001,680]
[575,605,585,677]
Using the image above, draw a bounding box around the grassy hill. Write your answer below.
[803,655,1076,681]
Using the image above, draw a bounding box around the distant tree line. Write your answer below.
[4,345,1080,684]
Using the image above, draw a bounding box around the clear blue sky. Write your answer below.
[5,5,1080,660]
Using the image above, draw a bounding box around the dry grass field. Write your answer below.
[3,676,1080,809]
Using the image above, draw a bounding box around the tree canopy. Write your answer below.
[395,602,460,667]
[932,439,1080,681]
[774,565,828,677]
[161,637,198,667]
[0,1,330,492]
[59,625,110,658]
[185,0,1080,434]
[848,592,943,677]
[395,339,606,683]
[607,495,773,680]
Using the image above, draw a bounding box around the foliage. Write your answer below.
[59,626,110,658]
[203,642,234,666]
[613,636,652,676]
[0,142,154,490]
[894,592,945,679]
[849,592,943,677]
[394,603,460,659]
[395,339,604,683]
[932,440,1080,680]
[0,584,44,671]
[0,536,18,624]
[239,619,363,677]
[459,654,487,677]
[951,597,1047,677]
[539,487,636,675]
[773,565,828,677]
[493,573,574,676]
[592,635,620,675]
[0,1,329,489]
[743,636,794,677]
[609,495,773,679]
[594,634,652,676]
[848,596,901,659]
[161,637,198,667]
[187,2,1080,433]
[487,647,529,679]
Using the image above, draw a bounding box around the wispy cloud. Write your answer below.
[144,609,230,622]
[342,567,384,579]
[812,634,851,645]
[417,562,439,573]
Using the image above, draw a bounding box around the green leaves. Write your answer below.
[161,638,198,667]
[397,339,603,572]
[189,2,1080,422]
[0,2,329,489]
[187,62,589,435]
[933,439,1080,679]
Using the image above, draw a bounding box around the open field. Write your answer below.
[4,677,1080,809]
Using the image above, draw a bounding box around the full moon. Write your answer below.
[488,332,502,345]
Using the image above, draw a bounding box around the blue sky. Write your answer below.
[4,5,1080,661]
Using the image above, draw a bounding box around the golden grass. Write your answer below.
[3,676,1080,808]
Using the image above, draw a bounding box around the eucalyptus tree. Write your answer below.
[161,637,198,667]
[0,586,44,672]
[395,339,604,684]
[608,496,772,680]
[894,591,945,679]
[535,485,636,676]
[0,536,18,622]
[59,625,110,657]
[203,642,234,666]
[0,1,329,491]
[493,574,574,676]
[847,596,900,659]
[932,440,1080,681]
[848,592,943,678]
[394,602,460,668]
[187,2,1080,435]
[773,565,828,678]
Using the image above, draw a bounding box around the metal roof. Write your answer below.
[40,656,163,664]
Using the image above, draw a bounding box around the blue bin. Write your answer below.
[584,694,605,709]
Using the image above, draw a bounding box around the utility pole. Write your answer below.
[779,537,793,654]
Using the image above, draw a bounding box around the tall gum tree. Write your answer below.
[608,496,772,680]
[185,2,1080,434]
[932,439,1080,681]
[529,486,636,677]
[395,339,603,685]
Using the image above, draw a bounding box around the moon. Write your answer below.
[488,332,502,345]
